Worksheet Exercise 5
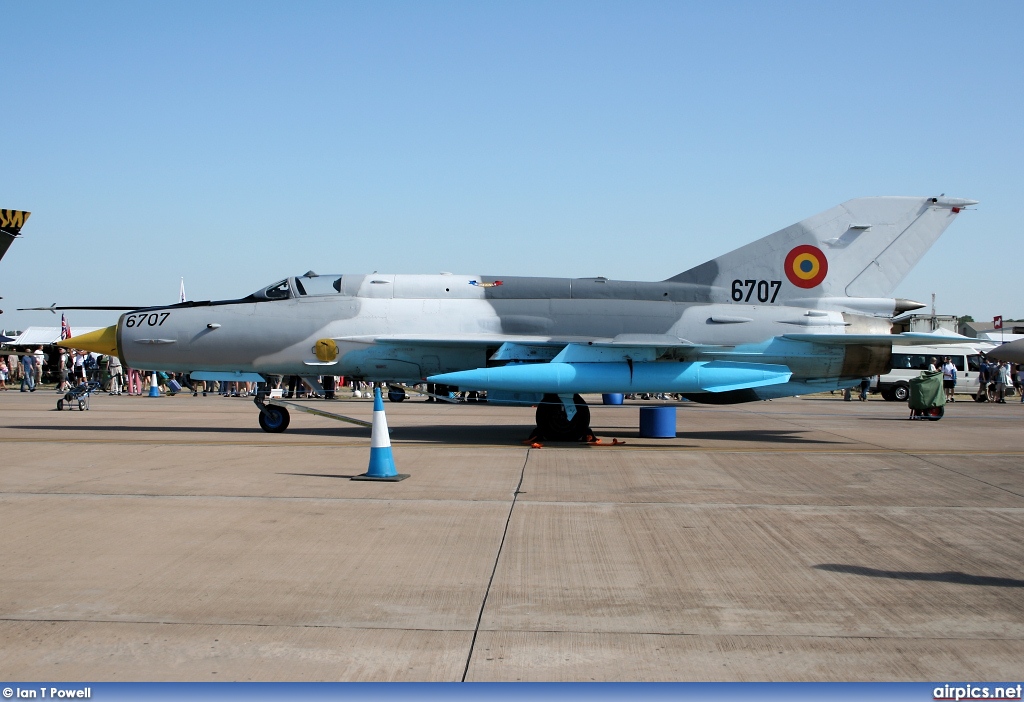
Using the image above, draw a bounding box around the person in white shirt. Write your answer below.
[994,361,1011,403]
[73,351,86,383]
[33,347,45,386]
[106,355,123,395]
[941,357,957,403]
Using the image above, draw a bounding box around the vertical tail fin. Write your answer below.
[0,209,31,263]
[667,197,974,303]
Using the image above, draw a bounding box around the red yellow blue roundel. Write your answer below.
[784,244,828,288]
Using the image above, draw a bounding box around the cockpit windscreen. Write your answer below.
[294,274,343,296]
[253,274,344,300]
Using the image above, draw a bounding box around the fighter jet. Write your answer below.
[56,196,975,439]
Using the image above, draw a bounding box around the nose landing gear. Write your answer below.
[257,404,291,432]
[253,396,371,433]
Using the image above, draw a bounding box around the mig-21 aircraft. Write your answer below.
[53,196,975,440]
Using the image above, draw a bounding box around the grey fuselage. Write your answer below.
[115,273,892,392]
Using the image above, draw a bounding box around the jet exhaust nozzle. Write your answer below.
[428,360,791,395]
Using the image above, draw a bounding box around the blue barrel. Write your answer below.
[602,393,624,405]
[639,406,676,438]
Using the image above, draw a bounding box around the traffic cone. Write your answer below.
[352,387,409,481]
[148,371,161,397]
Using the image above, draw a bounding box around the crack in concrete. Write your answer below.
[461,449,530,681]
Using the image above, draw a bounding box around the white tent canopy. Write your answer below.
[7,326,103,346]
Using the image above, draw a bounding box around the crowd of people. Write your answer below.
[2,346,1023,404]
[0,346,48,392]
[974,357,1022,403]
[929,354,1020,404]
[0,347,378,399]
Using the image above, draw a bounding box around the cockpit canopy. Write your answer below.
[250,273,344,300]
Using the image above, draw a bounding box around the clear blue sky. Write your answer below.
[2,1,1021,331]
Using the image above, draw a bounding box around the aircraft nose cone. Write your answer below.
[58,324,119,356]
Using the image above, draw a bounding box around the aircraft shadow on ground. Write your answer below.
[12,423,838,445]
[280,472,360,480]
[593,428,843,445]
[15,424,278,436]
[10,423,537,445]
[814,564,1024,588]
[389,425,535,444]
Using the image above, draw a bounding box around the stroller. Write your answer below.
[908,370,944,420]
[57,380,103,411]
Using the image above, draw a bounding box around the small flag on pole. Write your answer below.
[179,277,186,303]
[60,314,72,341]
[994,315,1003,330]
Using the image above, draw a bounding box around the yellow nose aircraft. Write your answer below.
[41,196,976,440]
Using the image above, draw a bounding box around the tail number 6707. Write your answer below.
[731,279,781,303]
[125,312,171,328]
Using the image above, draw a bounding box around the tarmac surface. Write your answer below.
[0,388,1021,681]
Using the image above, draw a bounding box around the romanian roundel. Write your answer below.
[784,244,828,289]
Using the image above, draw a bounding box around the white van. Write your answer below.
[872,345,983,401]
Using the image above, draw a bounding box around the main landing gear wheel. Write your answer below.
[258,405,291,433]
[534,394,591,442]
[387,387,407,402]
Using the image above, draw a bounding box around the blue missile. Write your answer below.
[428,361,791,394]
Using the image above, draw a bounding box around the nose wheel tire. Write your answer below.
[258,405,291,433]
[535,394,591,441]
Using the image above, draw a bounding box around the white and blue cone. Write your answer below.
[148,371,161,397]
[352,387,409,482]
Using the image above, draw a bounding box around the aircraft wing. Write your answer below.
[353,331,967,353]
[337,334,586,347]
[349,332,790,394]
[782,332,976,346]
[416,330,973,396]
[338,332,700,348]
[336,333,716,364]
